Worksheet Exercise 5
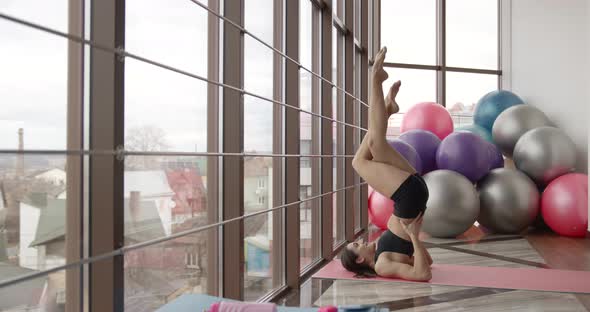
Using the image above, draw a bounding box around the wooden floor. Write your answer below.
[275,226,590,311]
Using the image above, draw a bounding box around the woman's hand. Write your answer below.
[400,212,423,238]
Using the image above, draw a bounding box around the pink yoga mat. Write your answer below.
[313,260,590,294]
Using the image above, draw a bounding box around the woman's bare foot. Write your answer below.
[385,80,401,115]
[373,47,388,82]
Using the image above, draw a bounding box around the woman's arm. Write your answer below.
[412,239,433,265]
[409,234,432,277]
[400,213,432,273]
[375,258,432,281]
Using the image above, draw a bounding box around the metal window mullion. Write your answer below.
[271,0,284,290]
[88,0,125,310]
[436,0,446,106]
[359,0,369,232]
[374,0,381,57]
[207,0,221,296]
[310,2,322,266]
[66,0,84,310]
[343,0,355,242]
[284,0,300,289]
[221,0,244,300]
[498,0,507,90]
[320,0,334,260]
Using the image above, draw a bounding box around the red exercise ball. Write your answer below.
[368,191,394,230]
[541,173,588,237]
[401,102,454,140]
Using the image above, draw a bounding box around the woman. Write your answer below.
[340,47,433,281]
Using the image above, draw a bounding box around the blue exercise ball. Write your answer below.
[473,90,525,132]
[455,124,493,143]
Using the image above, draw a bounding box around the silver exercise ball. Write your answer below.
[492,105,553,157]
[422,170,480,238]
[477,168,539,234]
[513,127,577,185]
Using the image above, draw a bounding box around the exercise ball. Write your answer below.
[388,139,423,174]
[486,141,504,170]
[513,127,577,185]
[492,105,553,157]
[398,130,441,174]
[436,132,490,183]
[456,124,493,143]
[422,170,480,238]
[368,185,375,197]
[400,102,454,140]
[477,168,539,234]
[473,90,524,131]
[368,191,393,230]
[541,173,588,237]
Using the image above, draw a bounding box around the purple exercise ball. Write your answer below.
[486,142,504,170]
[436,132,491,183]
[398,129,441,174]
[387,139,423,174]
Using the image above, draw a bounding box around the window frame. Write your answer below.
[376,0,503,107]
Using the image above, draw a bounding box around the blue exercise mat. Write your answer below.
[155,294,319,312]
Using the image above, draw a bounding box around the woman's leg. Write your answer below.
[366,47,416,174]
[352,47,416,197]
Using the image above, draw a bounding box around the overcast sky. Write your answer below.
[0,0,498,152]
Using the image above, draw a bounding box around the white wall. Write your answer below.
[510,0,589,175]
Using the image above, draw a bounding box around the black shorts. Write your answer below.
[390,173,429,219]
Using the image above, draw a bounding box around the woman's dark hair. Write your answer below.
[340,248,377,278]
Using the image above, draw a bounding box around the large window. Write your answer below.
[380,0,501,138]
[0,0,370,309]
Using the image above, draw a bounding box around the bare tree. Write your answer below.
[125,125,170,170]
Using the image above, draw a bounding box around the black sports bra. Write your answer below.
[374,230,414,262]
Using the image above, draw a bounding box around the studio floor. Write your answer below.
[275,227,590,311]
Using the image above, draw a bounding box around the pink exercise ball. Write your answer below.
[368,191,393,230]
[368,185,375,197]
[401,102,454,140]
[541,173,588,237]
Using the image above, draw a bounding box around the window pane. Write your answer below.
[123,155,212,307]
[446,72,498,127]
[0,267,76,311]
[354,52,362,231]
[124,229,213,310]
[126,0,208,76]
[1,155,73,309]
[244,2,274,152]
[447,0,499,69]
[299,0,319,270]
[1,4,74,309]
[244,0,275,299]
[355,0,361,41]
[332,29,346,247]
[0,4,68,150]
[0,0,68,32]
[244,210,275,301]
[125,0,208,153]
[380,0,436,65]
[383,68,437,139]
